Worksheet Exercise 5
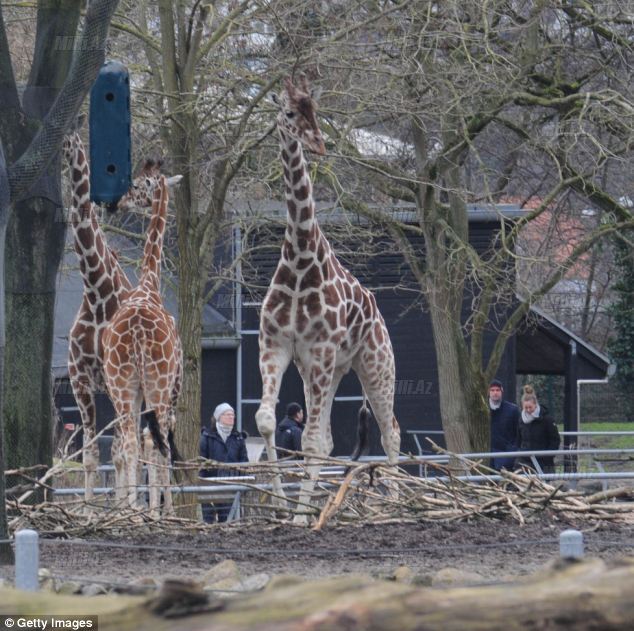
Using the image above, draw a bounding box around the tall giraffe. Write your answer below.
[63,132,181,508]
[102,176,182,517]
[255,77,401,522]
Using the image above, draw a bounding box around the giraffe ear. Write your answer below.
[166,174,183,187]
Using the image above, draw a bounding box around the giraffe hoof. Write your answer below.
[292,513,311,526]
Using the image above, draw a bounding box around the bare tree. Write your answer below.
[0,0,120,563]
[304,1,634,453]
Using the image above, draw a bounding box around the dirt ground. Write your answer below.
[3,513,634,587]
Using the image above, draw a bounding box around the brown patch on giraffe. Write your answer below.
[289,141,298,154]
[295,185,309,201]
[324,309,338,330]
[295,255,312,270]
[85,252,100,269]
[298,205,312,223]
[299,264,322,291]
[323,286,339,308]
[274,264,297,288]
[290,155,300,168]
[292,168,303,186]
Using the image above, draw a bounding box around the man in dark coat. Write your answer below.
[488,379,521,471]
[275,402,304,454]
[199,403,248,522]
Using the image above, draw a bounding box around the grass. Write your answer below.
[557,422,634,475]
[576,422,634,450]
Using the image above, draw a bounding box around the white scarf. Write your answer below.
[489,398,501,410]
[522,404,541,424]
[216,421,232,442]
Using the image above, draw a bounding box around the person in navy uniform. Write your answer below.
[275,402,305,454]
[199,403,248,522]
[488,379,520,471]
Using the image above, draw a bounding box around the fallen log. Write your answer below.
[1,557,634,630]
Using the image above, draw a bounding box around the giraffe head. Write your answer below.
[271,76,326,155]
[110,159,183,212]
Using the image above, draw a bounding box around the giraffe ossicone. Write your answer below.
[255,76,401,524]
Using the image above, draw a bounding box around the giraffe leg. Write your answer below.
[354,355,401,497]
[293,353,338,525]
[117,410,140,510]
[112,426,127,504]
[255,345,292,506]
[72,382,99,508]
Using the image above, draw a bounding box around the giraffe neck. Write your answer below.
[279,129,318,254]
[140,182,167,292]
[67,136,129,299]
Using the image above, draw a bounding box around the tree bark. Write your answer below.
[4,193,66,471]
[2,0,80,477]
[1,558,634,630]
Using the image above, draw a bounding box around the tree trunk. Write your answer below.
[4,190,66,472]
[173,192,205,517]
[1,558,634,630]
[0,144,11,564]
[428,299,489,456]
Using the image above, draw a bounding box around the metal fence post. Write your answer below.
[559,529,584,559]
[15,529,39,591]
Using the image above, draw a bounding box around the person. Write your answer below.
[515,384,561,474]
[488,379,520,471]
[199,403,248,523]
[275,402,305,454]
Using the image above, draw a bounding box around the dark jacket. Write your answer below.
[199,427,248,478]
[490,400,520,452]
[516,408,560,472]
[275,416,304,453]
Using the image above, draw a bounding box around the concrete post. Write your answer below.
[15,529,39,591]
[560,529,584,559]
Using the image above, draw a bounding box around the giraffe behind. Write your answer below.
[255,76,401,523]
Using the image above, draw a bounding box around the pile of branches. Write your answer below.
[310,456,634,530]
[5,447,634,537]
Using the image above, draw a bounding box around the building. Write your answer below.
[53,203,611,456]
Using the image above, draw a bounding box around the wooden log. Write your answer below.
[2,558,634,629]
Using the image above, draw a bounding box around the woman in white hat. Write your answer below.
[199,403,248,522]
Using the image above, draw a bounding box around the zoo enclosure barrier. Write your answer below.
[49,446,634,522]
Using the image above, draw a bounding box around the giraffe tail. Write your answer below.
[146,410,169,458]
[349,401,371,462]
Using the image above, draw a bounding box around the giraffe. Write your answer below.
[102,175,183,517]
[255,76,401,522]
[63,132,181,509]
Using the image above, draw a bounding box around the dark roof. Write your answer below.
[516,304,611,378]
[234,201,524,223]
[53,231,234,378]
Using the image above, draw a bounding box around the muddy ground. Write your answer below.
[2,513,633,587]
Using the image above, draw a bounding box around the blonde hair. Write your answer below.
[521,384,538,406]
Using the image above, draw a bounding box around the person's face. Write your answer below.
[218,410,235,428]
[489,386,503,402]
[523,400,537,415]
[296,409,304,423]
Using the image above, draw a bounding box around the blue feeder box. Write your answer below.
[89,61,131,206]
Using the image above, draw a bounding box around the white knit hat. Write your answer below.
[213,403,234,422]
